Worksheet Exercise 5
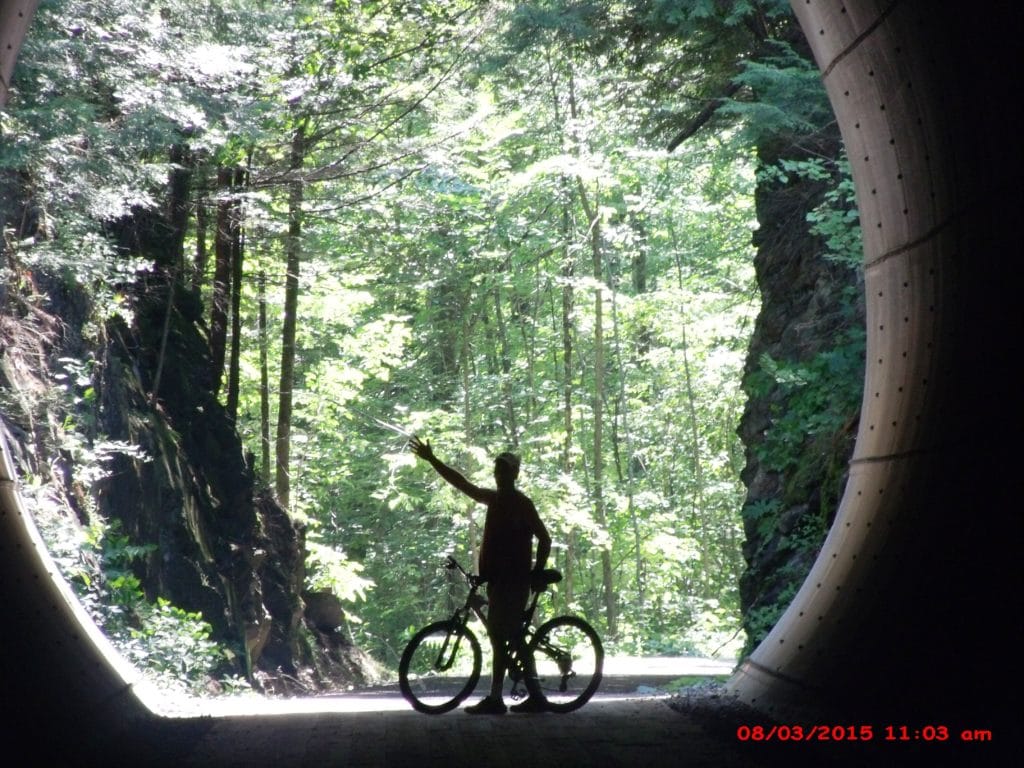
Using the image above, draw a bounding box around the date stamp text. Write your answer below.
[735,724,994,743]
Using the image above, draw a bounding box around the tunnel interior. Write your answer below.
[1,0,1021,761]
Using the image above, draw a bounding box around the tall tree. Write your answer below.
[258,271,272,486]
[226,165,247,423]
[210,167,234,396]
[275,122,307,509]
[576,176,616,636]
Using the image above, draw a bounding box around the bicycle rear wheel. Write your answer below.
[399,620,482,714]
[525,615,603,713]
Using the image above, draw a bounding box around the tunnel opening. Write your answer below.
[1,0,1022,763]
[3,0,853,705]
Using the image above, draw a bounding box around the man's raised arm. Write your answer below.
[410,436,491,504]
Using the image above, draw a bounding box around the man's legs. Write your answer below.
[465,581,527,714]
[487,629,508,700]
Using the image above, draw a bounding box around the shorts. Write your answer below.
[486,580,530,646]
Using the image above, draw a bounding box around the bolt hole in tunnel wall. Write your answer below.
[0,0,1022,758]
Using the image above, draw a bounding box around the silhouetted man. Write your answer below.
[410,436,550,714]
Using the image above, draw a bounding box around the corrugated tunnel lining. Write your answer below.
[728,0,1020,726]
[0,0,1020,745]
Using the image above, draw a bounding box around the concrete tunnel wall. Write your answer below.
[728,0,1021,731]
[1,0,1021,751]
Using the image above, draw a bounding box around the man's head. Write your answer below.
[494,451,520,490]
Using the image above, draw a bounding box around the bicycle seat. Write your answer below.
[533,568,563,589]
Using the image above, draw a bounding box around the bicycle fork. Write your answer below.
[432,621,467,673]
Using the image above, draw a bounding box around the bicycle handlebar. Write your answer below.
[443,556,560,592]
[444,556,479,583]
[445,555,467,574]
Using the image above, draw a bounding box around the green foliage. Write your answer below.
[806,159,862,268]
[749,154,863,478]
[751,330,864,475]
[305,540,375,606]
[1,0,264,320]
[722,41,835,142]
[20,352,242,693]
[119,598,229,687]
[34,510,240,695]
[744,498,782,541]
[760,155,862,268]
[229,54,762,660]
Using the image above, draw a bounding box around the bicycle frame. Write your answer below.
[444,555,542,624]
[442,556,549,700]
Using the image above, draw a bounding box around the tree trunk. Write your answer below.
[559,53,616,635]
[560,197,576,612]
[225,166,245,423]
[151,145,191,404]
[670,222,707,536]
[492,280,518,447]
[460,314,480,567]
[258,271,271,487]
[167,144,191,272]
[547,49,578,612]
[608,250,643,614]
[276,124,306,510]
[517,264,540,425]
[630,208,651,358]
[193,182,209,292]
[577,178,616,638]
[210,166,233,396]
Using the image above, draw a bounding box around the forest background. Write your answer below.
[0,0,863,694]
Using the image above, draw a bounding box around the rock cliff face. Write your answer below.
[735,135,864,656]
[0,186,377,693]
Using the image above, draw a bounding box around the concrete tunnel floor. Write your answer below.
[36,654,1019,768]
[59,685,1016,768]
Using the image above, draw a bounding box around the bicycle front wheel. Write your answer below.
[525,615,603,713]
[398,620,482,714]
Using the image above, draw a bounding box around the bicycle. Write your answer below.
[398,555,603,715]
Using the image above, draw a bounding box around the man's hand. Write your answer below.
[409,435,435,462]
